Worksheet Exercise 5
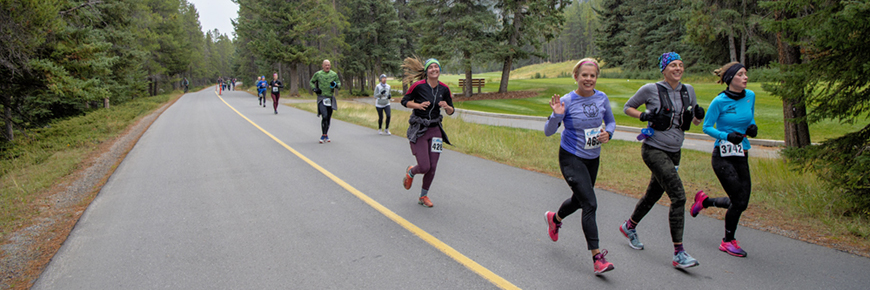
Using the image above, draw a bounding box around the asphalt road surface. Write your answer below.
[33,89,869,289]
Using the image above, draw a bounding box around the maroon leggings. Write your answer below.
[271,92,280,111]
[410,128,442,190]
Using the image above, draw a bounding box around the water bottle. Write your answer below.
[636,127,654,140]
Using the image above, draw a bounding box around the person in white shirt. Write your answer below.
[374,74,392,135]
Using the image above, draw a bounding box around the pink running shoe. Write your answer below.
[720,239,748,257]
[545,211,561,242]
[691,191,708,217]
[593,249,615,275]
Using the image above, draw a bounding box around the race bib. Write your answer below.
[272,86,279,93]
[431,137,443,153]
[583,126,603,150]
[322,98,332,107]
[719,140,745,157]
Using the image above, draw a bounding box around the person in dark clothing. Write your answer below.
[269,73,284,114]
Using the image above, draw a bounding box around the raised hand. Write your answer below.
[550,94,565,115]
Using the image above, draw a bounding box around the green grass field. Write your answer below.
[414,62,868,143]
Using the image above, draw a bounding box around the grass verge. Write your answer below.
[0,92,181,240]
[290,101,870,256]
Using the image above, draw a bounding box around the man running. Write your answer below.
[310,60,341,143]
[256,76,268,107]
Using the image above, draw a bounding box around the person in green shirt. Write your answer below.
[310,59,341,143]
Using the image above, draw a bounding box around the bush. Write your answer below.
[350,89,370,97]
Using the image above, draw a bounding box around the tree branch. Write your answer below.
[60,0,103,16]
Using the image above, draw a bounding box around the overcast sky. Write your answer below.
[188,0,239,37]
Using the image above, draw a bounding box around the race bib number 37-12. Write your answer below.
[431,137,443,153]
[719,140,745,157]
[584,127,603,150]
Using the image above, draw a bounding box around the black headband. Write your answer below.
[723,63,746,86]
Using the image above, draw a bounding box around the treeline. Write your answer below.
[0,0,234,143]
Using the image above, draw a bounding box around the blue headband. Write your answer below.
[424,58,441,72]
[658,52,682,72]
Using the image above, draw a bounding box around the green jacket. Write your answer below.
[310,70,341,97]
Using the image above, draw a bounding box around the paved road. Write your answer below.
[34,89,868,289]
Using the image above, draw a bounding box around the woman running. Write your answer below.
[543,58,616,275]
[400,57,454,208]
[269,73,284,114]
[619,52,705,269]
[692,62,757,258]
[374,74,392,135]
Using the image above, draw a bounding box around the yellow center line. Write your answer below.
[214,92,519,290]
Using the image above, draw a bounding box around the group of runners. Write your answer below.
[540,52,758,275]
[217,77,237,92]
[243,53,756,275]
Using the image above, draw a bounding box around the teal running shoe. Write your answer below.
[673,251,700,268]
[619,221,644,250]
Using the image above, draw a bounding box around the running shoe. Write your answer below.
[545,211,561,242]
[672,251,700,268]
[619,221,644,250]
[691,190,708,217]
[719,239,748,257]
[378,129,383,135]
[418,196,433,207]
[319,136,325,144]
[385,129,391,136]
[274,110,278,114]
[324,135,331,143]
[593,249,615,275]
[403,166,414,190]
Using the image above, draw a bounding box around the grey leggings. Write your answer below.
[629,144,686,244]
[556,148,600,250]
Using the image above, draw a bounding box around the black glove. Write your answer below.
[313,88,322,94]
[693,105,705,119]
[727,132,745,144]
[380,90,386,95]
[639,109,655,122]
[330,81,337,88]
[745,124,758,138]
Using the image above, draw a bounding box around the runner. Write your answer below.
[543,58,616,275]
[310,60,341,143]
[692,62,757,258]
[231,77,236,91]
[182,78,189,93]
[217,77,224,94]
[400,57,454,208]
[374,74,392,135]
[269,73,284,114]
[256,76,268,107]
[618,52,705,269]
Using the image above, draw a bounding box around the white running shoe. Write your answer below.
[385,129,391,135]
[378,129,383,135]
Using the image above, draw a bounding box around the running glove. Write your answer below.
[727,132,745,144]
[693,105,705,119]
[313,88,322,94]
[640,109,671,125]
[330,81,337,88]
[745,124,758,138]
[639,109,656,122]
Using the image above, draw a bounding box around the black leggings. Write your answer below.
[319,101,333,135]
[376,106,391,129]
[557,148,600,251]
[630,144,686,244]
[710,149,751,241]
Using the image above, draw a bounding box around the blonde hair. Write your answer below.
[402,56,426,86]
[573,58,600,78]
[713,62,740,84]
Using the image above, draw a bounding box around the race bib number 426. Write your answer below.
[272,87,279,93]
[719,140,745,157]
[584,127,603,150]
[431,137,443,153]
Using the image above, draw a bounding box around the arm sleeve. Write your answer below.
[544,113,564,137]
[603,96,617,136]
[702,97,727,140]
[401,87,414,107]
[334,74,341,89]
[624,84,652,114]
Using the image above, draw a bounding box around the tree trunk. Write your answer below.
[776,10,811,148]
[728,28,737,62]
[464,51,472,98]
[289,62,299,96]
[2,94,13,141]
[499,8,523,93]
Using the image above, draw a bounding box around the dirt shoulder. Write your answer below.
[0,95,181,290]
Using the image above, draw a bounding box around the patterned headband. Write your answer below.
[658,52,682,72]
